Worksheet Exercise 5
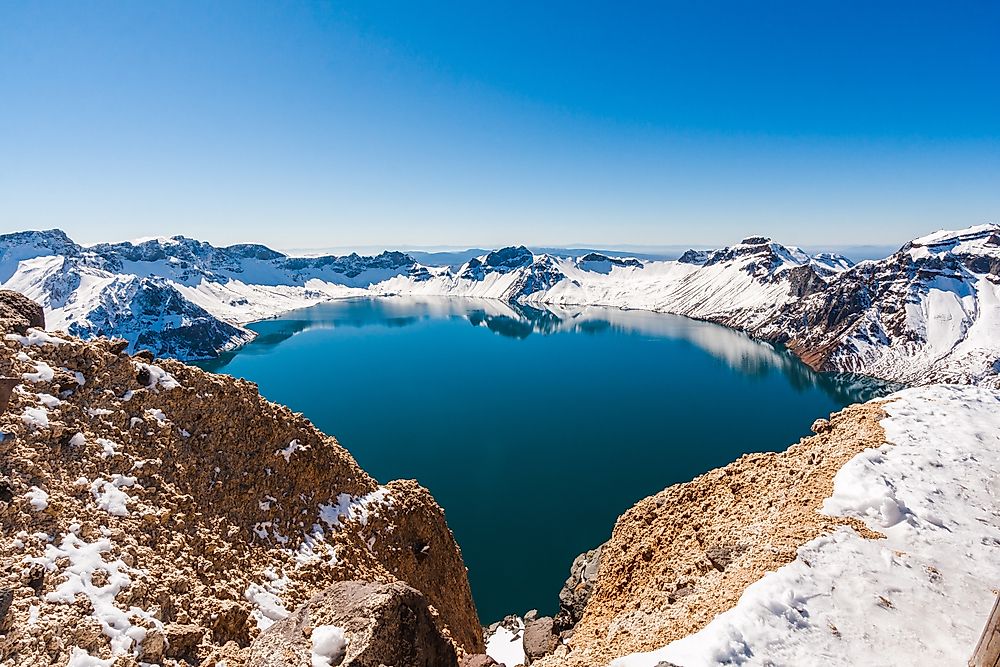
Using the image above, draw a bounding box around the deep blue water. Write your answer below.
[199,297,891,623]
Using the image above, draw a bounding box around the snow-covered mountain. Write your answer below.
[0,230,421,358]
[1,225,997,387]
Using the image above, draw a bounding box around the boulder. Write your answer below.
[459,655,499,667]
[0,289,44,334]
[247,580,459,667]
[522,616,557,661]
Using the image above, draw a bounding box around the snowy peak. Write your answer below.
[902,223,1000,273]
[701,236,851,277]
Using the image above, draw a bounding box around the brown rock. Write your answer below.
[247,580,459,667]
[0,290,44,334]
[460,655,499,667]
[163,623,206,660]
[139,628,166,663]
[522,616,558,661]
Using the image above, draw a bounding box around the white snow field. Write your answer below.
[611,384,1000,667]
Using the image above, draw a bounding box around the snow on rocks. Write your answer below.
[244,581,291,630]
[276,438,308,462]
[96,437,119,457]
[318,488,392,530]
[90,475,137,516]
[144,407,169,425]
[24,485,49,511]
[5,327,67,347]
[28,532,161,658]
[21,358,55,383]
[21,405,49,429]
[611,384,1000,666]
[135,361,180,390]
[310,624,348,667]
[486,616,527,667]
[67,647,116,667]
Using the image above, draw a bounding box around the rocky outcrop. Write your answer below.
[554,544,603,633]
[247,580,459,667]
[0,298,482,665]
[0,289,44,334]
[534,400,889,667]
[522,616,558,662]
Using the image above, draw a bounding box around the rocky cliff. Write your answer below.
[0,290,483,665]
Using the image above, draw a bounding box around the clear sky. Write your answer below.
[1,1,998,251]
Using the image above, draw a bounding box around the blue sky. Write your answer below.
[1,1,998,251]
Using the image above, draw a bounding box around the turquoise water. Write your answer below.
[199,297,891,623]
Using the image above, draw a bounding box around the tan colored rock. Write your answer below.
[0,297,482,665]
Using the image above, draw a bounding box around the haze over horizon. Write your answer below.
[2,1,998,249]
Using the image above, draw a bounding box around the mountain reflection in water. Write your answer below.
[203,297,897,405]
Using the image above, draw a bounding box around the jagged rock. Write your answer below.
[247,580,459,667]
[208,599,252,645]
[811,418,831,434]
[139,628,166,663]
[459,655,499,667]
[522,616,558,661]
[0,289,44,334]
[554,544,603,632]
[163,623,206,660]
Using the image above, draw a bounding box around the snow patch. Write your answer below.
[90,475,137,516]
[275,438,308,462]
[25,486,49,511]
[244,582,290,630]
[21,405,49,429]
[5,328,66,347]
[486,618,526,667]
[311,625,348,667]
[29,533,160,657]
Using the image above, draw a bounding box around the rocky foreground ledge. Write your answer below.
[0,291,486,665]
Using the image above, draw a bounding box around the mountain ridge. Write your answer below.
[1,225,997,387]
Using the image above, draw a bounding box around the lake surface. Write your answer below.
[199,297,893,623]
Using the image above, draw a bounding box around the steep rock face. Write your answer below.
[758,224,1000,387]
[64,276,253,359]
[0,298,482,665]
[534,401,888,667]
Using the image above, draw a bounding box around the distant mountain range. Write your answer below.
[1,225,997,387]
